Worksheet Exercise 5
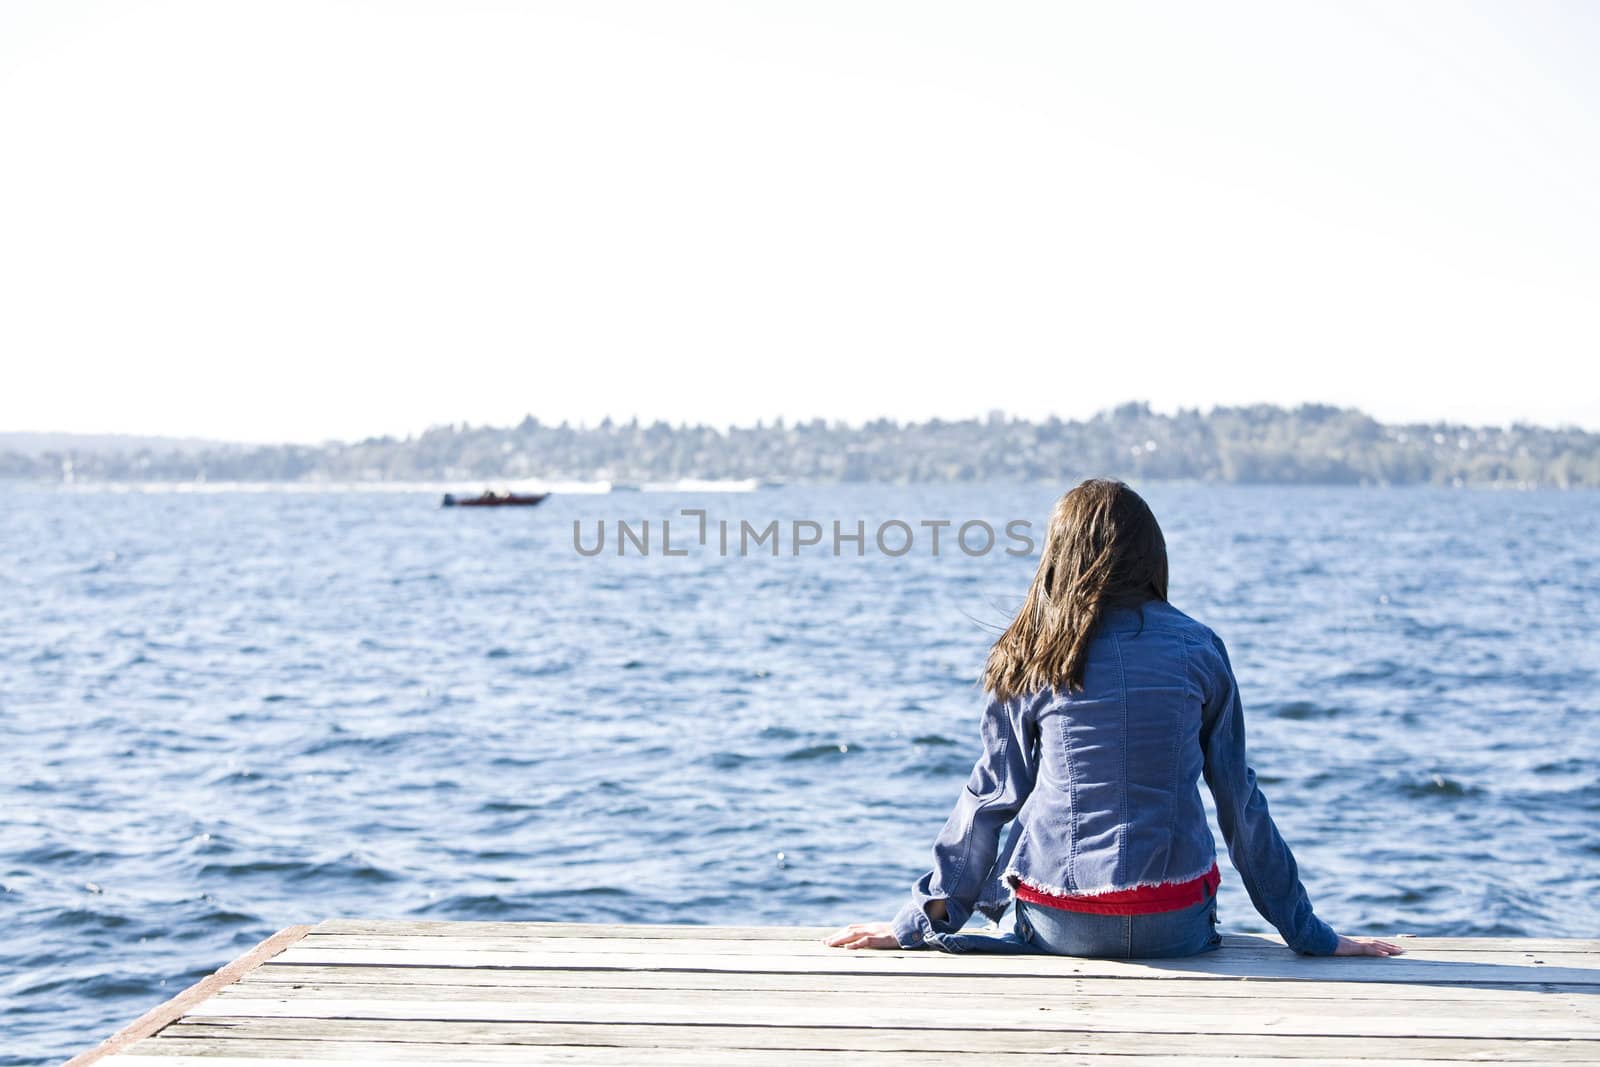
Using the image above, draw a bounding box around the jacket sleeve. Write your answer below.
[1199,633,1341,957]
[891,691,1039,950]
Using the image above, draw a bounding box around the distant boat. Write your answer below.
[442,491,550,508]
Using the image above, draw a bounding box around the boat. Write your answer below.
[442,491,550,508]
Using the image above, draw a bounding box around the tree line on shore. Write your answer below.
[5,403,1597,487]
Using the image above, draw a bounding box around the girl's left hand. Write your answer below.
[822,921,898,949]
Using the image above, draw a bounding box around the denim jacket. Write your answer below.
[891,599,1340,956]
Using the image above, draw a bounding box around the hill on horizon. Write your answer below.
[3,403,1597,488]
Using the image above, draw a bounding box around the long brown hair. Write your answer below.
[982,478,1169,700]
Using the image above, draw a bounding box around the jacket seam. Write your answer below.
[1061,687,1080,886]
[1113,632,1128,887]
[1168,632,1189,848]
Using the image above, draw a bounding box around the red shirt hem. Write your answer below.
[1014,861,1221,915]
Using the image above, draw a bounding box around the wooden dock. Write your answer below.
[70,921,1600,1065]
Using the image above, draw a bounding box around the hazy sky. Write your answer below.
[2,1,1597,443]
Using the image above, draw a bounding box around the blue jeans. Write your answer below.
[927,881,1223,957]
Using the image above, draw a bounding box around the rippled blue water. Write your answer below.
[2,484,1598,1064]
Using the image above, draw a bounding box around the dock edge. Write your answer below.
[63,923,312,1066]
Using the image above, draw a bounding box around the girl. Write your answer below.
[825,479,1403,958]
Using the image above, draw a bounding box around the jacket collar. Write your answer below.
[1096,599,1167,633]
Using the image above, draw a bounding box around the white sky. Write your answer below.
[2,1,1597,444]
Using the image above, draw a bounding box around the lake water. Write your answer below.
[2,483,1597,1064]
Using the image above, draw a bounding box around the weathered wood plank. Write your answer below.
[290,932,1594,968]
[243,963,1600,999]
[155,1019,1600,1060]
[104,1036,1600,1066]
[195,985,1597,1038]
[269,946,1600,985]
[304,919,1588,952]
[175,994,1599,1039]
[311,919,842,940]
[307,920,1600,954]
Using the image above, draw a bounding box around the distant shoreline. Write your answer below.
[5,403,1597,489]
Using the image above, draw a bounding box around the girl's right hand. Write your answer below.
[1333,934,1406,956]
